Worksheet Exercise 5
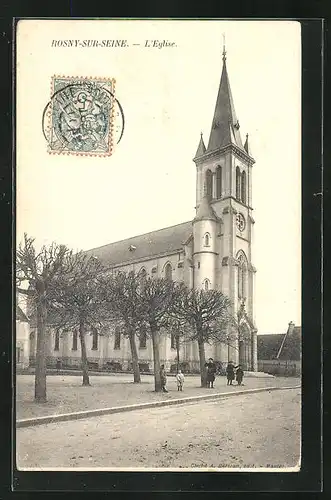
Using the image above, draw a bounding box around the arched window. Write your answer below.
[114,326,121,350]
[204,233,210,247]
[165,263,172,281]
[54,329,60,351]
[236,167,241,199]
[241,171,246,204]
[139,268,147,279]
[72,330,78,351]
[139,267,147,283]
[92,327,98,350]
[237,252,248,299]
[206,169,213,198]
[139,328,147,349]
[216,166,222,199]
[203,279,210,291]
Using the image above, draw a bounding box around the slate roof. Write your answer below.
[16,305,29,323]
[278,326,301,361]
[207,58,245,153]
[194,133,206,158]
[84,221,193,268]
[258,327,301,361]
[257,334,284,360]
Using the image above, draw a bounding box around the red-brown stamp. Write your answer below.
[43,76,120,157]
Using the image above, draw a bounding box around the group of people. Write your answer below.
[205,358,244,387]
[225,360,244,386]
[159,359,244,393]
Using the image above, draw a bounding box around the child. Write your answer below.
[236,365,244,386]
[176,370,185,391]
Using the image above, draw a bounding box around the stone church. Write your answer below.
[26,47,258,373]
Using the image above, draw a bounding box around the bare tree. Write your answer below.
[175,288,232,387]
[167,317,190,373]
[138,277,182,392]
[16,234,71,402]
[99,270,145,383]
[49,252,107,386]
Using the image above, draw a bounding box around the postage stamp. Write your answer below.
[46,76,116,157]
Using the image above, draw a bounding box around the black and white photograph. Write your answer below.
[15,19,301,472]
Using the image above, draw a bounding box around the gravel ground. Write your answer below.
[17,388,301,470]
[16,374,300,420]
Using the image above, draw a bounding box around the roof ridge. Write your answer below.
[85,220,192,253]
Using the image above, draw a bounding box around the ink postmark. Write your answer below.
[42,76,125,157]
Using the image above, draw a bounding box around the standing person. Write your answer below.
[236,365,244,386]
[160,364,168,393]
[226,361,235,386]
[176,370,185,391]
[205,358,217,388]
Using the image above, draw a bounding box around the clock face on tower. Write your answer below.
[236,213,246,232]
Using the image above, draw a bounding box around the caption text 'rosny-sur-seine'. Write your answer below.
[51,40,176,49]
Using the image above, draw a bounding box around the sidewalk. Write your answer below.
[16,373,301,422]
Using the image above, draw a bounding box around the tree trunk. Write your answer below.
[34,300,47,402]
[198,338,207,387]
[129,331,141,383]
[151,327,162,392]
[176,334,180,372]
[79,320,90,386]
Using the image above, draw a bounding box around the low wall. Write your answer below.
[258,359,301,377]
[26,356,226,375]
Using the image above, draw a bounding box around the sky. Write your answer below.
[16,20,301,334]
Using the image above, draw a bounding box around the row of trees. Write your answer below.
[17,234,249,402]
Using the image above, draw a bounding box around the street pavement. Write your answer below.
[17,387,301,470]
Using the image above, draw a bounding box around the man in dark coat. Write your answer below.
[226,361,235,385]
[205,358,217,388]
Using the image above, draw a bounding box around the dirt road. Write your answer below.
[17,388,301,470]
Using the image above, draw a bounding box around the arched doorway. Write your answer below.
[239,323,250,371]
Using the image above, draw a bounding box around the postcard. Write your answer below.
[15,19,301,473]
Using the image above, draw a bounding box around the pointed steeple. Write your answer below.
[244,133,251,155]
[194,191,218,221]
[194,132,206,158]
[207,45,244,152]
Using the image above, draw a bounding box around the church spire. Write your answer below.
[194,190,218,222]
[194,132,206,158]
[244,133,251,155]
[207,41,244,153]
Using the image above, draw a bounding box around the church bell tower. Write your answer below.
[192,41,258,370]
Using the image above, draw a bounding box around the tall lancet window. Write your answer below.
[72,330,78,351]
[54,329,60,351]
[165,263,172,281]
[241,171,247,204]
[92,327,98,350]
[237,252,248,299]
[216,166,222,199]
[139,267,147,283]
[236,167,241,200]
[203,279,210,291]
[114,326,121,350]
[206,169,213,198]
